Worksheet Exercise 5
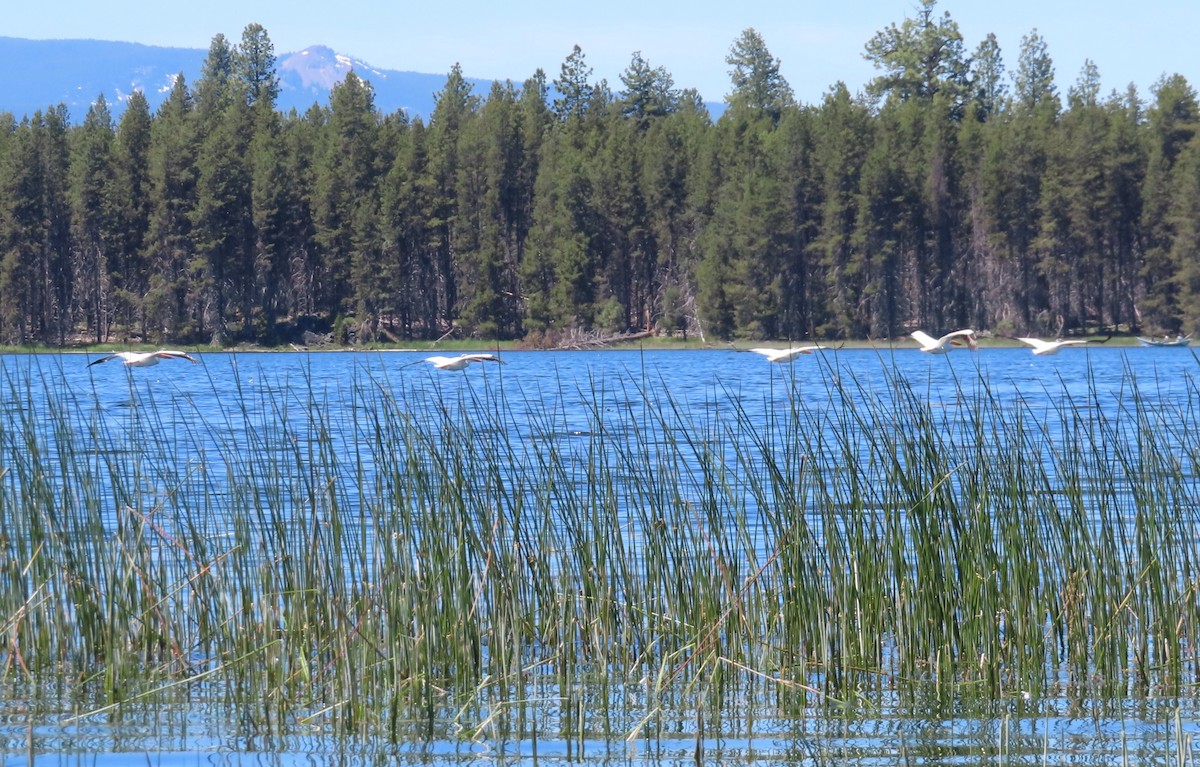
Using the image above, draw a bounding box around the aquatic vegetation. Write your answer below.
[0,353,1198,761]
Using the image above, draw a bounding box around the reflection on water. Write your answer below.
[2,346,1199,765]
[5,695,1199,766]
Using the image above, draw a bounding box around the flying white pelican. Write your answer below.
[746,345,827,363]
[1016,337,1088,355]
[88,350,200,367]
[911,329,978,354]
[419,353,507,371]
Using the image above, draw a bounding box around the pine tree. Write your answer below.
[1140,74,1199,332]
[41,106,73,345]
[191,99,252,345]
[1038,60,1113,332]
[191,34,253,345]
[0,117,42,344]
[969,33,1007,120]
[246,103,292,342]
[638,99,708,338]
[809,84,871,337]
[982,30,1060,332]
[0,107,72,344]
[281,105,324,320]
[313,71,380,329]
[1013,30,1059,115]
[724,28,793,124]
[455,81,524,338]
[425,64,480,336]
[854,103,913,337]
[864,0,969,113]
[768,106,821,338]
[109,91,153,336]
[957,89,1010,332]
[1103,85,1147,331]
[143,75,198,343]
[1167,135,1200,331]
[618,52,680,126]
[863,0,971,331]
[69,95,117,342]
[380,116,438,337]
[553,45,595,122]
[237,23,281,109]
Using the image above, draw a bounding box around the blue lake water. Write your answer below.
[47,344,1200,436]
[3,345,1200,766]
[34,344,1198,540]
[27,344,1199,478]
[0,344,1185,457]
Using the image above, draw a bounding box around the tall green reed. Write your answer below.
[1,352,1198,745]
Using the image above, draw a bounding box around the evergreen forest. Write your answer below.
[1,0,1198,348]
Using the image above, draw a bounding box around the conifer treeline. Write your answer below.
[1,2,1197,347]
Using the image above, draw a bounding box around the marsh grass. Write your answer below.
[1,352,1199,756]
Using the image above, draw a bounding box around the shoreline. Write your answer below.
[20,334,1162,356]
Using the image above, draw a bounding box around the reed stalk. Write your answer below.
[0,352,1197,757]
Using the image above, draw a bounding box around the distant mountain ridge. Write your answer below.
[0,36,492,121]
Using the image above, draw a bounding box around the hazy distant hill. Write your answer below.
[0,37,491,121]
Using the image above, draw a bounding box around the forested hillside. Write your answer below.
[1,0,1197,347]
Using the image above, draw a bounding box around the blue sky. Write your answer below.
[7,0,1196,105]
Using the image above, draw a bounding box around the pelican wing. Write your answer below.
[87,352,122,367]
[910,331,939,349]
[157,350,200,363]
[780,345,825,360]
[748,346,824,363]
[939,329,976,344]
[1019,337,1086,355]
[90,350,197,367]
[425,353,506,370]
[1017,337,1053,352]
[940,329,978,351]
[748,347,787,362]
